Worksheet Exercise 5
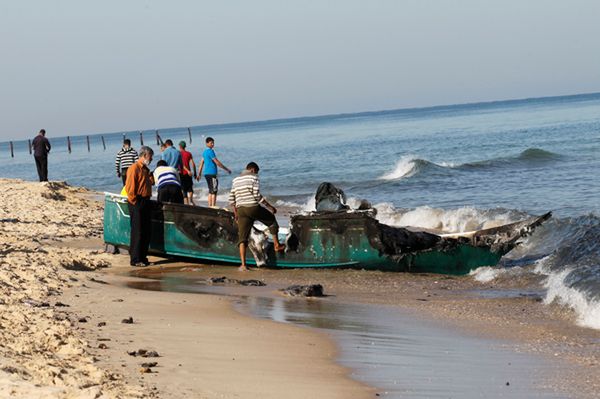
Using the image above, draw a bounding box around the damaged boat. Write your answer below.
[103,184,551,275]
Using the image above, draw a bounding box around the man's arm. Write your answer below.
[213,158,231,174]
[190,158,197,179]
[46,139,51,152]
[196,159,204,181]
[115,151,122,176]
[228,190,238,220]
[125,167,138,204]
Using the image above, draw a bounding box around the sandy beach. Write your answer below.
[2,178,599,398]
[0,179,372,398]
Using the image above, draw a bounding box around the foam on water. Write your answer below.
[534,257,600,330]
[373,203,521,233]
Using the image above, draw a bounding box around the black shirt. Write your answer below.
[32,135,51,157]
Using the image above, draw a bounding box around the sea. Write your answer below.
[1,92,599,330]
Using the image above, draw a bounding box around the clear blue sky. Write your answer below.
[1,0,599,140]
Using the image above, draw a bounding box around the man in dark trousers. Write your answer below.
[124,146,154,267]
[32,129,51,181]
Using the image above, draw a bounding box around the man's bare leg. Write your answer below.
[188,193,195,206]
[272,234,285,252]
[238,243,249,271]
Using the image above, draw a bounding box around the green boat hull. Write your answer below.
[103,194,547,275]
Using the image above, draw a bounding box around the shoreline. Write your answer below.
[1,178,598,398]
[130,263,600,399]
[61,260,374,398]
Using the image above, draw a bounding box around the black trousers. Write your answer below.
[121,167,129,186]
[34,155,48,182]
[157,184,184,204]
[128,197,152,264]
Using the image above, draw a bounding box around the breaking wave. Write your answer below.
[378,155,450,181]
[378,148,561,181]
[471,214,600,330]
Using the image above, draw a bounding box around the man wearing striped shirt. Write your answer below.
[153,160,184,204]
[228,162,285,271]
[115,139,139,185]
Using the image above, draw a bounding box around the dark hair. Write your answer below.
[246,162,259,172]
[206,137,214,144]
[123,139,131,146]
[165,139,173,146]
[39,129,46,135]
[156,160,167,167]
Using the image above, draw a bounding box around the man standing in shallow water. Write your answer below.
[229,162,284,271]
[32,129,51,182]
[125,146,154,267]
[197,136,231,207]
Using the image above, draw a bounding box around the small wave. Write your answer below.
[379,155,421,180]
[460,148,561,170]
[535,262,600,330]
[378,148,560,181]
[517,148,561,161]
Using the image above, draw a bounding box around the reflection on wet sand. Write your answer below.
[129,268,563,399]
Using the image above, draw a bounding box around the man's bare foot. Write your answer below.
[238,265,249,272]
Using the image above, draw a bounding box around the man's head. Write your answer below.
[139,146,154,166]
[178,141,186,150]
[246,162,260,173]
[206,137,214,148]
[156,160,167,167]
[123,139,131,149]
[164,139,173,147]
[39,129,46,136]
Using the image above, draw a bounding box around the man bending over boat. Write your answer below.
[228,162,284,271]
[125,146,154,267]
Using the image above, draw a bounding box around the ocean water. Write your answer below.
[1,93,599,329]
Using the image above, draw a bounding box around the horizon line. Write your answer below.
[3,90,600,143]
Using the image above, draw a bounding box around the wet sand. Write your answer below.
[130,263,600,399]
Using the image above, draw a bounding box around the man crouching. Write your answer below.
[228,162,285,271]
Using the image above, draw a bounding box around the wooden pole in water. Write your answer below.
[188,127,192,144]
[155,130,160,145]
[67,136,72,153]
[9,141,14,158]
[86,135,90,152]
[28,139,32,155]
[140,131,144,146]
[122,133,126,143]
[101,135,106,150]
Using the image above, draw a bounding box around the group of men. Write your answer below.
[116,137,231,207]
[121,137,283,270]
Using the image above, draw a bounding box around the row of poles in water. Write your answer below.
[6,128,194,158]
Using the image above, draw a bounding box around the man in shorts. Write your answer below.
[197,136,231,207]
[228,162,285,271]
[178,141,197,205]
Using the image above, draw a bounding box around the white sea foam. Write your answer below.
[469,266,504,283]
[379,155,420,180]
[373,204,515,233]
[534,257,600,330]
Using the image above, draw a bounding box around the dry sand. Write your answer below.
[0,179,372,398]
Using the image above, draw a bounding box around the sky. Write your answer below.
[1,0,600,140]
